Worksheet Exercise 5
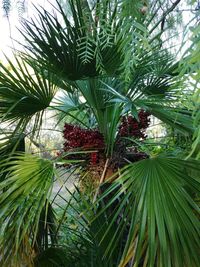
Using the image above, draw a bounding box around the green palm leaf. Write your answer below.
[0,131,25,158]
[0,56,57,132]
[94,157,200,267]
[0,153,55,266]
[19,0,147,81]
[52,90,91,128]
[137,101,194,134]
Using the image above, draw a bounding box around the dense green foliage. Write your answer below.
[0,1,199,266]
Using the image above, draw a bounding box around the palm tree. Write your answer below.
[0,0,199,266]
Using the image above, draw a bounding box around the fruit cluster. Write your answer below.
[63,123,104,151]
[118,110,150,139]
[62,110,150,165]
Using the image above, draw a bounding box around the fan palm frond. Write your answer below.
[0,55,57,134]
[0,153,55,266]
[19,0,147,82]
[51,90,92,128]
[93,157,200,267]
[0,130,25,157]
[137,102,194,134]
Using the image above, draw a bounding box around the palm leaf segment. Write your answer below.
[94,157,200,267]
[0,153,54,266]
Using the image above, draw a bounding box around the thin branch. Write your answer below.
[149,0,182,34]
[176,9,199,12]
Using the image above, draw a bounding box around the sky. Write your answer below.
[0,0,57,60]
